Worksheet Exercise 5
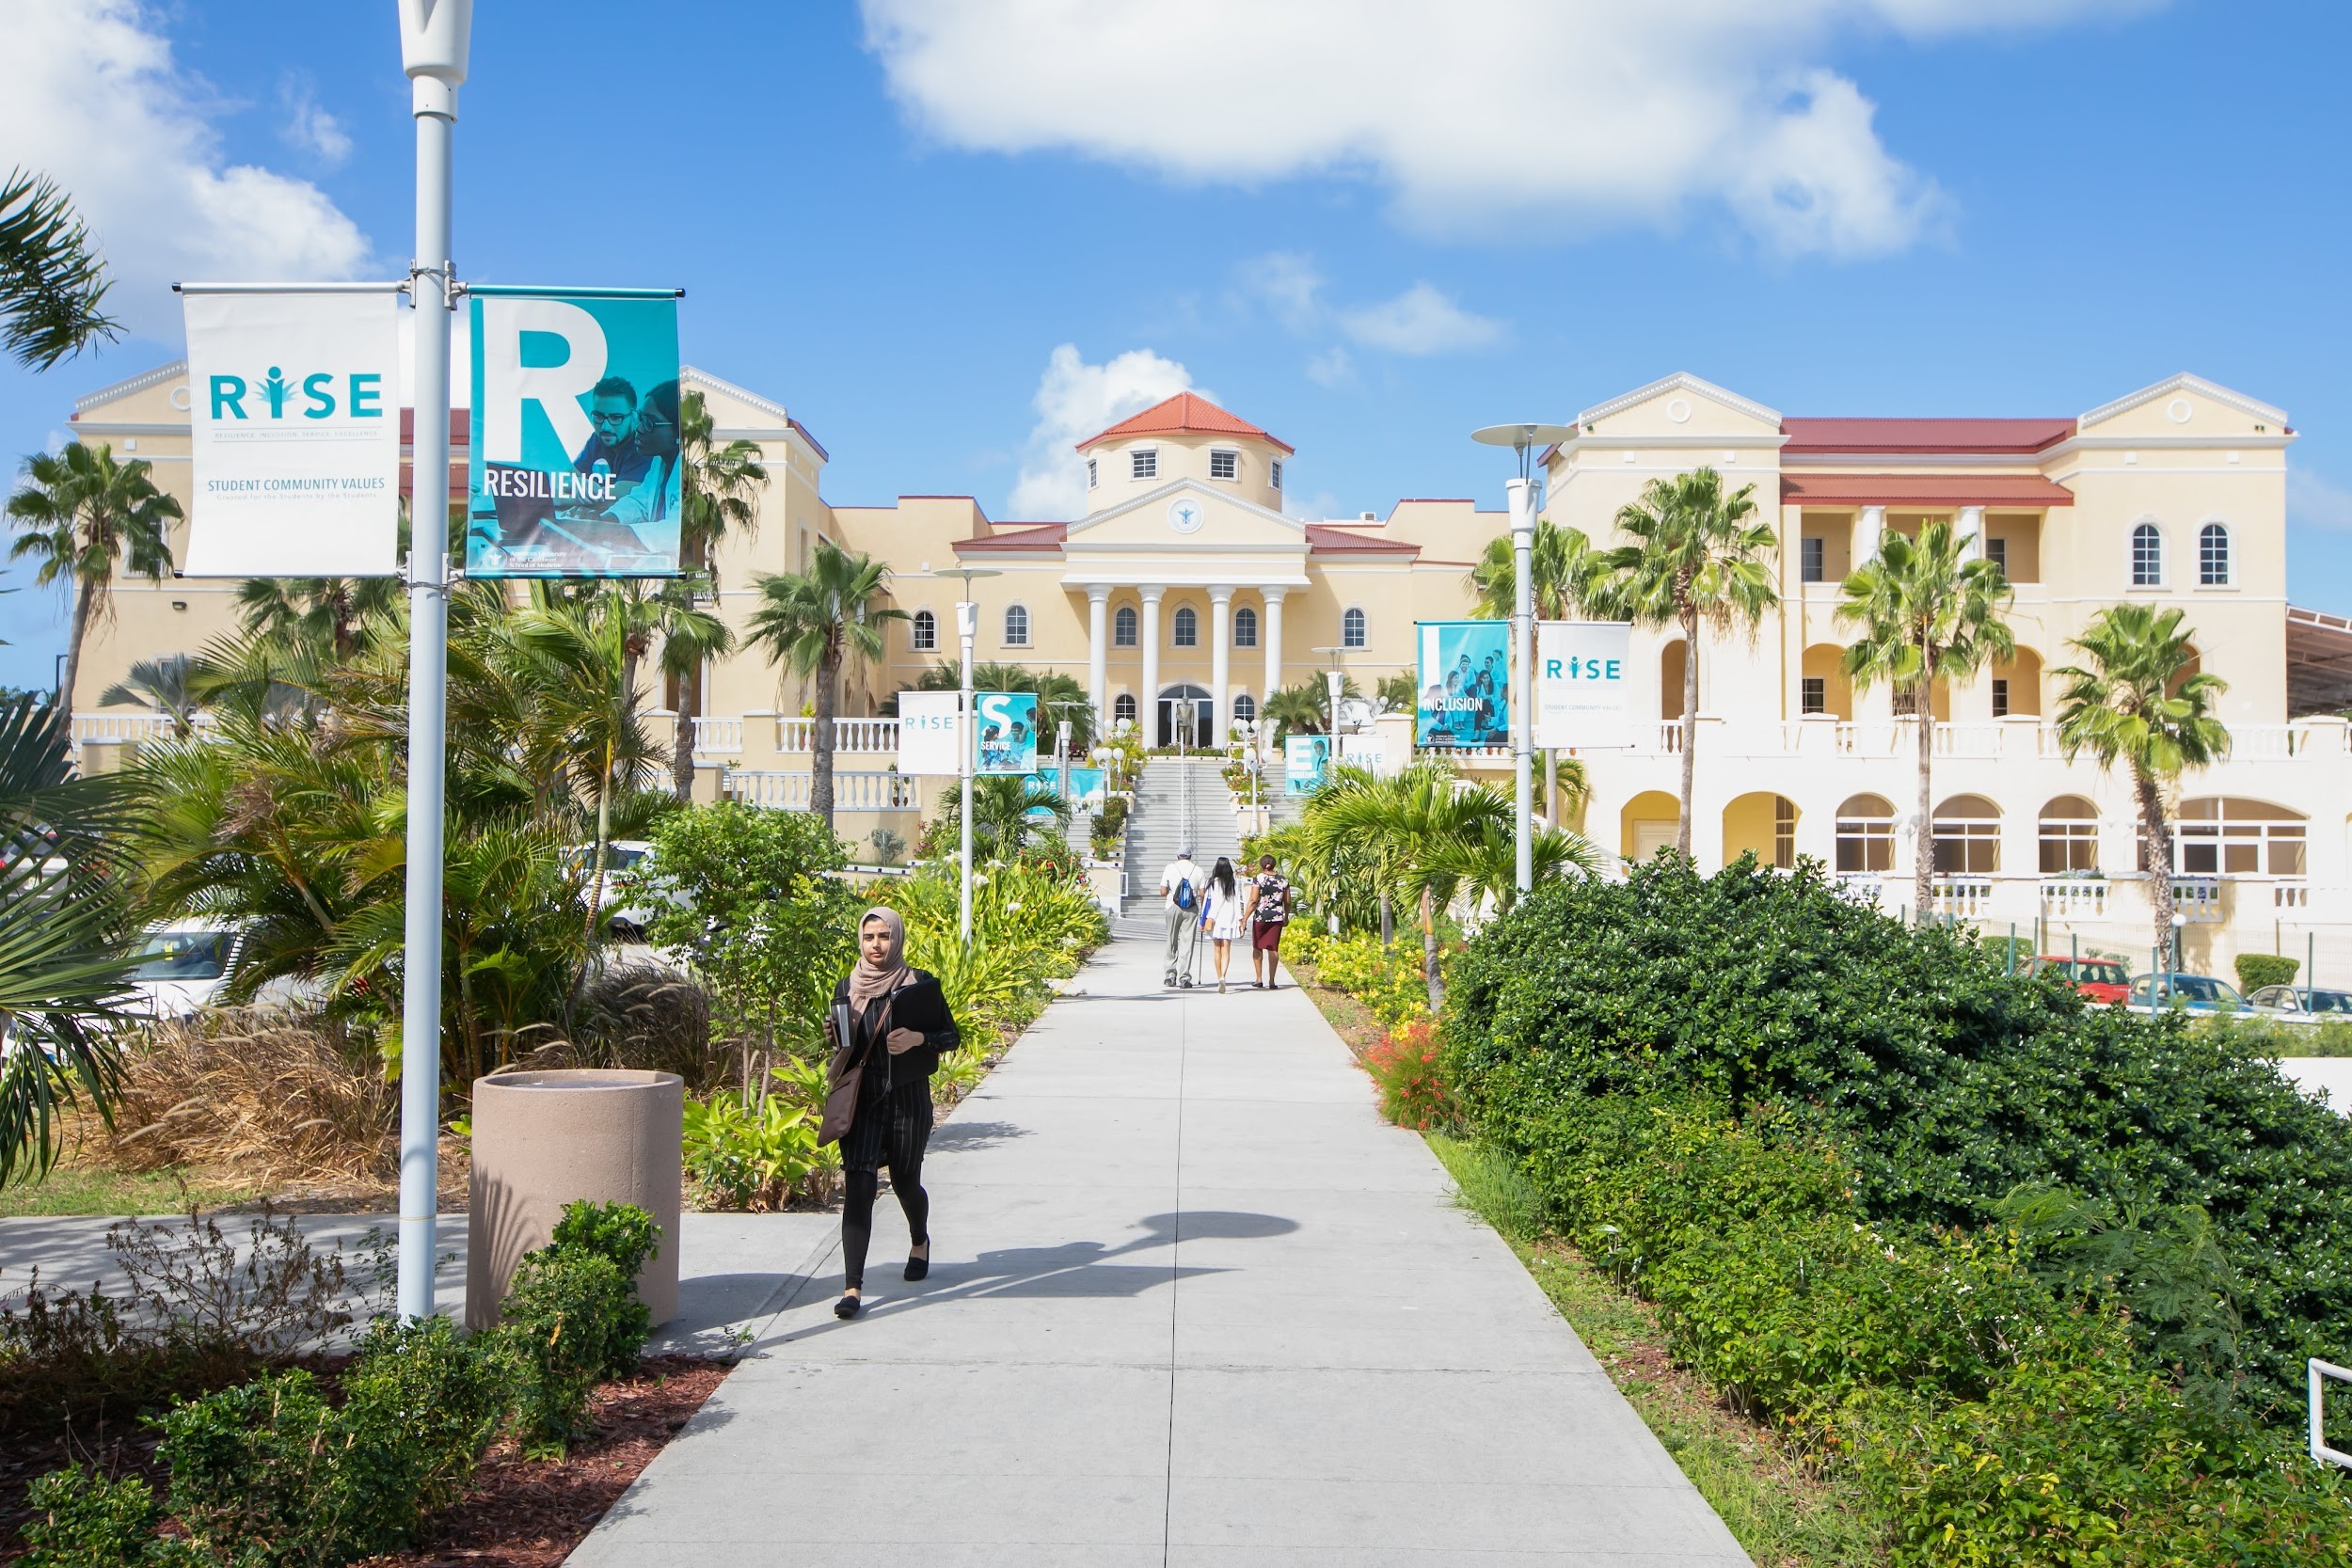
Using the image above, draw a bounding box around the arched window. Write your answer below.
[1113,692,1137,724]
[2131,522,2163,587]
[2199,523,2232,586]
[1233,606,1259,648]
[1114,605,1138,647]
[2176,798,2307,877]
[1932,794,2001,876]
[1173,606,1199,646]
[1836,794,1896,874]
[911,609,936,653]
[1342,607,1368,648]
[2038,795,2100,874]
[1232,692,1258,726]
[1003,603,1030,647]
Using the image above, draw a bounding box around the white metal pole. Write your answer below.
[1508,477,1535,895]
[395,0,469,1323]
[958,600,977,942]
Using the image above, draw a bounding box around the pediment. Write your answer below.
[1575,372,1783,441]
[2077,373,2290,440]
[1063,479,1306,551]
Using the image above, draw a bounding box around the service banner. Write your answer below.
[1284,734,1331,797]
[1535,621,1635,750]
[182,288,403,578]
[1030,767,1107,808]
[896,691,961,776]
[976,692,1040,775]
[466,287,683,578]
[1416,620,1511,749]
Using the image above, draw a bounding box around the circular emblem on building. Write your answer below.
[1168,499,1204,534]
[1665,397,1692,423]
[2167,398,2194,424]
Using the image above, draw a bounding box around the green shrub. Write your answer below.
[17,1465,167,1567]
[1312,931,1430,1027]
[549,1198,660,1280]
[2235,953,2300,993]
[337,1315,509,1523]
[683,1092,828,1211]
[496,1200,659,1456]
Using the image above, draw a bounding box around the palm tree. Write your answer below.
[670,389,767,800]
[2052,605,2230,955]
[908,661,1096,753]
[7,442,181,711]
[1467,516,1599,828]
[0,169,118,370]
[971,774,1072,853]
[744,541,903,832]
[98,654,206,736]
[1588,468,1777,856]
[1836,519,2015,917]
[1262,675,1359,741]
[235,575,401,662]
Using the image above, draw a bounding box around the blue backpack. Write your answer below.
[1173,872,1196,911]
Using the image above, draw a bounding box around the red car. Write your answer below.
[2033,956,2130,1006]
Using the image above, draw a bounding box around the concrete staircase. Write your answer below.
[1117,756,1242,934]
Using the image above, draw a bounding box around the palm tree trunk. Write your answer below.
[670,667,698,802]
[2137,768,2175,965]
[1677,604,1698,856]
[1378,892,1393,949]
[1421,884,1441,1010]
[1914,685,1936,921]
[59,578,97,717]
[812,643,839,830]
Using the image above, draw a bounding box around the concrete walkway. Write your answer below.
[569,934,1748,1566]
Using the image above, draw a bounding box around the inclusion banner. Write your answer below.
[1284,734,1331,797]
[1535,621,1635,750]
[467,287,683,578]
[1416,620,1511,749]
[182,288,403,578]
[896,691,961,776]
[975,692,1040,775]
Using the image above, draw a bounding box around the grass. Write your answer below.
[1425,1132,1885,1568]
[0,1163,255,1218]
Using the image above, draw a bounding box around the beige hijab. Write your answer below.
[848,906,911,1009]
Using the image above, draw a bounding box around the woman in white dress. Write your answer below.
[1200,856,1246,993]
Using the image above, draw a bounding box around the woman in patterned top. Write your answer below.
[1249,854,1294,990]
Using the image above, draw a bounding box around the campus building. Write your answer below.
[55,363,2352,975]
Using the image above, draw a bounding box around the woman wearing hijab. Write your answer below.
[822,907,960,1319]
[1200,855,1246,993]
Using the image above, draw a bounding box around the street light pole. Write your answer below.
[394,0,470,1324]
[920,565,1000,944]
[1507,477,1535,895]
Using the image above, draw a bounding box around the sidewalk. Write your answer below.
[568,934,1749,1566]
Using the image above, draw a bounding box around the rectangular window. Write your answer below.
[1210,450,1238,481]
[1269,459,1283,489]
[1773,797,1797,870]
[1991,678,2010,718]
[1801,677,1826,715]
[1087,458,1098,489]
[1800,536,1825,583]
[1985,535,2008,574]
[1132,449,1157,481]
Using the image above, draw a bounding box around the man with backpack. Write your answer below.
[1159,847,1199,986]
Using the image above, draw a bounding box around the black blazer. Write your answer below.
[833,968,960,1084]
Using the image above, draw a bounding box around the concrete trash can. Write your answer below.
[465,1069,684,1331]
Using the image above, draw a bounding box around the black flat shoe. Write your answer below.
[905,1245,930,1282]
[834,1292,862,1319]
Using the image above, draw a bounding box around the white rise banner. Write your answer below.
[182,289,404,578]
[1534,621,1634,750]
[896,690,962,776]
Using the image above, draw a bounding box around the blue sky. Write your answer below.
[2,0,2347,689]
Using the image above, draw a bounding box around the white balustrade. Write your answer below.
[2232,725,2302,759]
[1932,878,1994,918]
[723,769,918,811]
[2041,879,2110,920]
[72,712,209,745]
[2275,881,2311,911]
[691,717,743,756]
[772,716,899,754]
[1931,724,2002,759]
[2173,877,2224,923]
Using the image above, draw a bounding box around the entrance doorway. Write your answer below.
[1157,684,1213,748]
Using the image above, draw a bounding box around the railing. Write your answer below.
[691,717,743,755]
[2173,877,2223,922]
[723,770,918,811]
[2314,1358,2352,1472]
[2041,878,2110,920]
[71,712,213,745]
[1931,724,2002,759]
[773,717,898,753]
[2277,881,2312,911]
[1932,878,1994,917]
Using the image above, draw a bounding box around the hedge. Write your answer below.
[2236,953,2301,994]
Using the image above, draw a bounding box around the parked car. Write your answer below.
[2128,972,2251,1013]
[2247,984,2352,1017]
[564,840,659,940]
[2031,955,2130,1006]
[128,922,246,1020]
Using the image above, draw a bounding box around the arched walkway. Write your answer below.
[1621,789,1681,863]
[1156,683,1212,748]
[1723,792,1797,869]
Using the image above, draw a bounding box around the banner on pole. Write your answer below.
[1534,621,1634,749]
[1030,767,1106,808]
[896,691,961,776]
[1284,734,1330,797]
[976,692,1039,775]
[181,289,403,578]
[466,287,683,578]
[1415,620,1510,749]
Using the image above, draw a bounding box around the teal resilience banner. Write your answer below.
[466,287,684,578]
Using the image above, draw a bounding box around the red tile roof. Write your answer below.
[1781,474,2074,509]
[1076,392,1295,455]
[1305,525,1420,557]
[956,523,1068,554]
[1780,417,2074,455]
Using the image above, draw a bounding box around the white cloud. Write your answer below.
[1007,344,1201,519]
[861,0,2163,257]
[1338,283,1504,355]
[278,72,353,166]
[1304,347,1353,388]
[2289,465,2352,534]
[1233,251,1323,333]
[0,0,371,339]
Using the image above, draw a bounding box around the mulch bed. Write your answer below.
[0,1356,729,1565]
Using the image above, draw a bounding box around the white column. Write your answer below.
[1856,505,1885,562]
[1086,585,1110,723]
[1261,587,1286,705]
[1209,585,1233,745]
[1138,585,1165,745]
[1957,505,1985,561]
